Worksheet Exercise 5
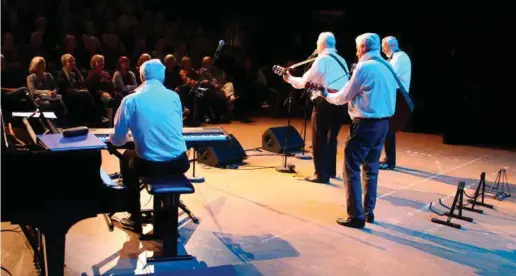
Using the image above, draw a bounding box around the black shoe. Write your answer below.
[336,217,365,229]
[120,217,142,234]
[305,175,329,184]
[379,163,395,170]
[366,212,375,223]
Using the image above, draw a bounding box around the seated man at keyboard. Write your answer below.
[109,59,190,233]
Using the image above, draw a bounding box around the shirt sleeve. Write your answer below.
[26,75,46,95]
[112,71,124,90]
[287,58,324,89]
[325,65,364,105]
[109,96,131,146]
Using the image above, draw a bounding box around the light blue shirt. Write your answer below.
[287,48,349,93]
[325,51,397,120]
[109,79,187,161]
[389,51,411,93]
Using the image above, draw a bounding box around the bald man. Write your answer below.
[380,36,412,170]
[283,32,350,183]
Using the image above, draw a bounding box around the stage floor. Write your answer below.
[2,118,516,276]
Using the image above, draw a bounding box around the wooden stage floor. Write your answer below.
[2,118,516,275]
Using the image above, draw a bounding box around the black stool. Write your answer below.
[140,174,195,263]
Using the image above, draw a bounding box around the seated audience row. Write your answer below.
[1,52,251,127]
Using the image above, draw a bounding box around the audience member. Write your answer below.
[86,54,119,124]
[26,56,68,121]
[113,56,138,95]
[1,55,29,111]
[56,53,103,126]
[135,53,151,84]
[164,54,181,91]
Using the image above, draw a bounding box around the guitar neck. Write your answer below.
[289,57,317,70]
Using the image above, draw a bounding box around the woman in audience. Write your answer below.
[56,53,105,126]
[86,54,119,125]
[112,56,138,95]
[135,53,151,84]
[26,56,68,123]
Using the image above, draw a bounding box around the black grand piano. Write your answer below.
[1,111,229,276]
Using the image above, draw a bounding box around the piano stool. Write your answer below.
[139,174,196,263]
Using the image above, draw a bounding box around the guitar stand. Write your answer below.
[463,172,492,212]
[488,168,511,201]
[429,181,473,229]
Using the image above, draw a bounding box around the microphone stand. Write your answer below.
[187,41,225,183]
[275,89,296,173]
[188,42,224,127]
[26,90,59,134]
[295,53,316,160]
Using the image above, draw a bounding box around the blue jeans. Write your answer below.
[343,118,389,219]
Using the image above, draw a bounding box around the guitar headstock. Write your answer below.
[272,65,289,76]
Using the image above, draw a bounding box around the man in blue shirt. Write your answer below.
[109,59,190,233]
[323,33,397,228]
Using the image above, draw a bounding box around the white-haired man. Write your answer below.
[380,36,412,170]
[322,33,397,228]
[283,32,350,183]
[109,59,190,233]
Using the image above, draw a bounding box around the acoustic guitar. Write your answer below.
[272,65,333,101]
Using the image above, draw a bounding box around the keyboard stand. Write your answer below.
[188,147,205,183]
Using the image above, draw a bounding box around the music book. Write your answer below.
[12,111,57,119]
[37,132,107,152]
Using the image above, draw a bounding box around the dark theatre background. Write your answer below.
[1,2,514,148]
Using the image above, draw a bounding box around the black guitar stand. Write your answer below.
[429,181,474,229]
[463,172,493,212]
[488,168,511,201]
[276,90,296,173]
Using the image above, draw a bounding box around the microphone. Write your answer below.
[214,40,225,58]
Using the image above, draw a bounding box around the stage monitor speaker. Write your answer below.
[262,126,304,153]
[197,134,247,167]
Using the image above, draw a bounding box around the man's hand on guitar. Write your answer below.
[282,71,291,82]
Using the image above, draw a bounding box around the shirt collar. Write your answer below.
[359,50,382,63]
[320,48,337,56]
[143,79,163,86]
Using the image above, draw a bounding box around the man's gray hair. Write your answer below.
[382,36,399,51]
[318,32,336,48]
[140,59,165,83]
[356,33,381,52]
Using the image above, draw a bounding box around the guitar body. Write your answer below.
[389,88,414,132]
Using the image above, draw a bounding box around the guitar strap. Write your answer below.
[371,56,414,112]
[328,53,350,78]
